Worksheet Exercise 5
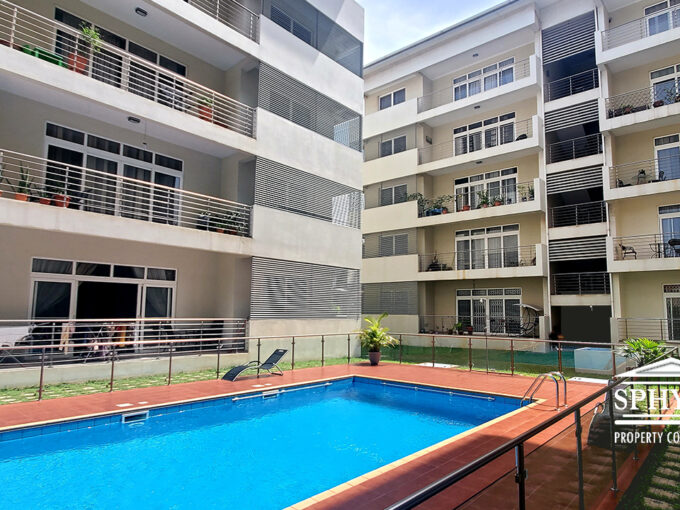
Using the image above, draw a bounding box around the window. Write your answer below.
[651,65,680,105]
[379,233,409,256]
[659,204,680,257]
[664,283,680,339]
[378,88,406,110]
[380,184,407,206]
[644,1,680,35]
[452,58,515,102]
[455,225,519,270]
[454,168,518,211]
[380,135,407,157]
[453,113,516,156]
[655,134,680,181]
[456,288,521,334]
[271,5,312,44]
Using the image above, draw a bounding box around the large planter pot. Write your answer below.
[462,205,470,211]
[67,52,89,74]
[368,351,381,366]
[198,105,213,121]
[53,194,70,208]
[14,192,28,202]
[39,197,51,206]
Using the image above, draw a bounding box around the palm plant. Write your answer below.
[8,163,33,197]
[359,313,397,365]
[619,337,666,367]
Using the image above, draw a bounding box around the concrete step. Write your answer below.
[650,475,677,490]
[642,497,675,510]
[655,467,677,478]
[647,486,680,503]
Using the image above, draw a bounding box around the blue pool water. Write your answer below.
[0,377,522,509]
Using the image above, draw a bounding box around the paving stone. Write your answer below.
[648,485,679,501]
[643,497,675,510]
[650,476,677,490]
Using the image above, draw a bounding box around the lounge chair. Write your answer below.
[222,349,288,381]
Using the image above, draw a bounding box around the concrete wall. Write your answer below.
[617,270,678,319]
[610,54,680,96]
[612,122,680,165]
[609,193,680,237]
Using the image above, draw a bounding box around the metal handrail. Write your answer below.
[614,232,680,260]
[549,201,606,227]
[605,82,680,119]
[418,245,537,272]
[602,4,680,50]
[0,149,252,236]
[417,57,531,113]
[0,0,256,137]
[544,69,599,102]
[184,0,260,41]
[547,133,602,164]
[551,272,611,295]
[418,118,533,165]
[520,371,566,409]
[610,156,679,188]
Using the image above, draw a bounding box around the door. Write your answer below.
[489,299,504,333]
[457,300,471,328]
[473,299,486,333]
[152,171,180,225]
[46,145,84,200]
[85,155,118,215]
[657,145,680,180]
[121,164,152,220]
[666,296,680,340]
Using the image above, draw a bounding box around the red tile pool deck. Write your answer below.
[0,364,613,509]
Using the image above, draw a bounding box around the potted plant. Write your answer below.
[68,23,101,74]
[455,322,463,335]
[476,190,490,208]
[466,325,474,335]
[198,96,214,121]
[50,183,70,208]
[528,185,535,200]
[36,188,52,206]
[621,104,633,115]
[407,192,430,217]
[359,312,397,366]
[619,337,666,368]
[493,195,503,207]
[8,163,33,201]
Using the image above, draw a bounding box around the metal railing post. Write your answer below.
[432,336,435,367]
[347,334,350,365]
[511,339,515,375]
[515,443,527,510]
[109,348,115,392]
[291,336,295,370]
[38,347,45,401]
[558,343,563,374]
[399,334,403,364]
[167,345,173,385]
[608,388,619,492]
[468,337,473,371]
[321,335,325,367]
[216,339,221,379]
[256,338,261,375]
[611,348,617,377]
[575,408,585,510]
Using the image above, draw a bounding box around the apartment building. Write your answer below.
[361,0,680,343]
[0,0,364,337]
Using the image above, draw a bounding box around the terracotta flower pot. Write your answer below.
[14,192,28,202]
[39,197,51,205]
[494,201,502,206]
[68,52,89,74]
[53,194,70,208]
[198,105,213,121]
[462,205,471,211]
[368,351,381,366]
[216,228,224,233]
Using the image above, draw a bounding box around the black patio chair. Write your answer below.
[619,243,637,259]
[222,349,288,381]
[668,238,680,257]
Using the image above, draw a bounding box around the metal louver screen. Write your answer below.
[362,282,418,315]
[544,100,599,132]
[363,230,417,258]
[255,157,362,228]
[549,237,606,261]
[546,166,603,194]
[542,12,595,65]
[258,64,362,151]
[250,257,360,319]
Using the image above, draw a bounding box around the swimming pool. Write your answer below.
[0,377,524,509]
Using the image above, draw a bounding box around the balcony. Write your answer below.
[607,156,680,199]
[184,0,260,42]
[0,1,256,142]
[602,83,680,134]
[418,314,540,337]
[609,233,680,272]
[0,149,251,238]
[615,317,680,342]
[547,134,602,165]
[551,272,610,295]
[599,5,680,70]
[549,201,606,228]
[417,56,537,116]
[544,69,599,103]
[416,244,547,280]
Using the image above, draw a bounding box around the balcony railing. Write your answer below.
[610,156,680,188]
[549,201,606,228]
[417,181,535,217]
[417,57,531,113]
[0,317,248,368]
[547,133,602,164]
[418,245,536,272]
[418,314,540,337]
[0,0,256,137]
[551,272,610,295]
[602,5,680,50]
[183,0,259,42]
[544,69,598,102]
[614,232,680,260]
[616,317,680,342]
[418,118,533,165]
[605,82,680,119]
[0,150,252,237]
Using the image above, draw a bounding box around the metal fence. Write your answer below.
[616,317,680,342]
[419,245,537,273]
[605,82,679,119]
[417,58,531,113]
[184,0,259,42]
[610,156,679,188]
[418,181,535,217]
[417,315,540,338]
[0,149,252,236]
[614,232,680,261]
[544,69,599,102]
[547,133,602,164]
[418,118,533,165]
[549,201,606,227]
[551,272,610,295]
[0,0,256,137]
[602,4,680,50]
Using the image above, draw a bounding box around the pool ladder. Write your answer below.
[521,372,567,410]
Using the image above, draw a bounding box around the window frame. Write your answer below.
[378,88,407,111]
